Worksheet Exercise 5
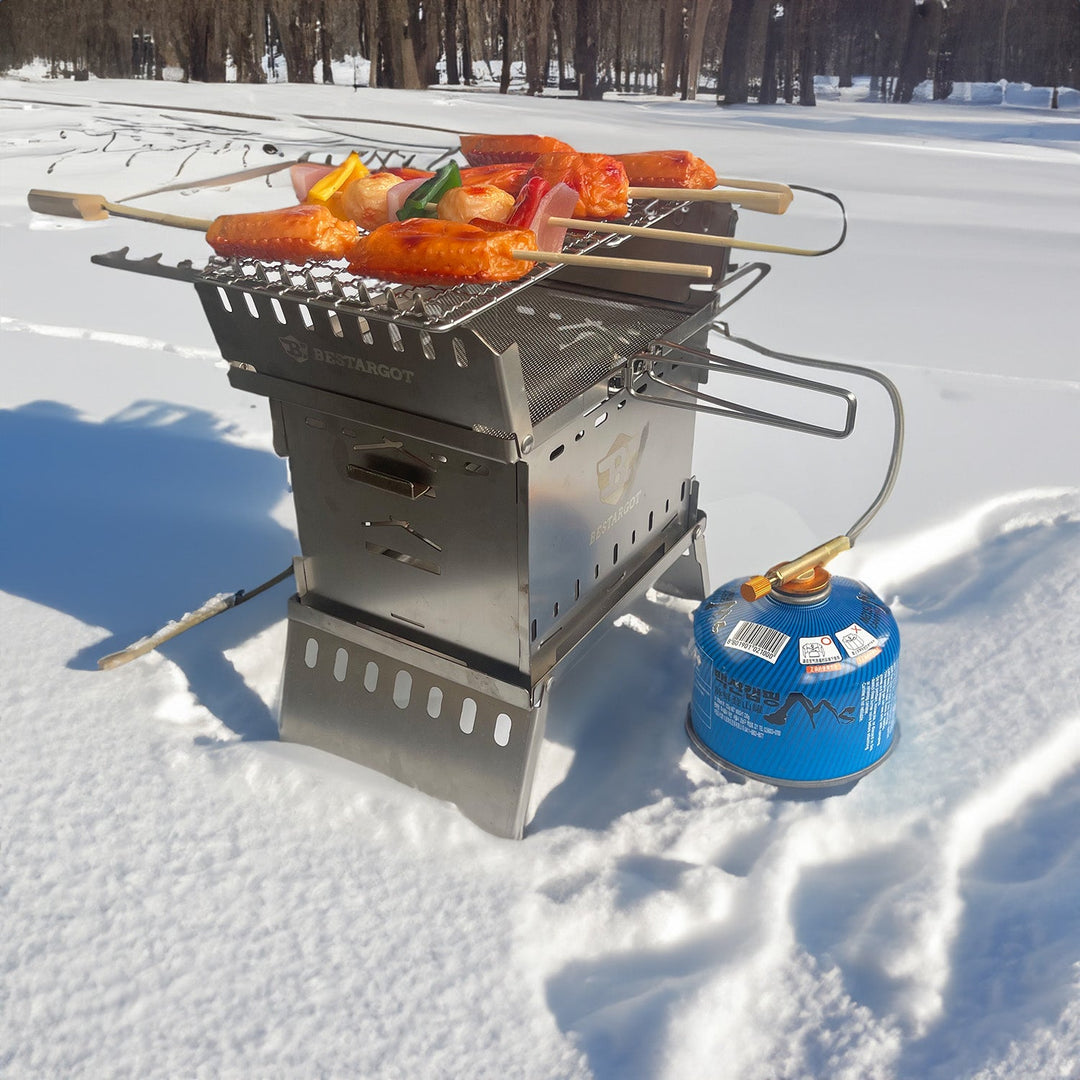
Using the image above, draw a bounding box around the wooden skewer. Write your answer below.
[513,250,712,278]
[546,216,827,258]
[628,185,792,215]
[27,189,212,231]
[713,176,794,197]
[28,188,712,277]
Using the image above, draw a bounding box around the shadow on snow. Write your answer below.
[0,399,297,741]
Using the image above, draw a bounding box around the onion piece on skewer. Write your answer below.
[508,179,580,252]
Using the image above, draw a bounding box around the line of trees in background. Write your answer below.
[1,0,1077,106]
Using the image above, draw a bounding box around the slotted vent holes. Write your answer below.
[217,280,686,429]
[301,642,516,748]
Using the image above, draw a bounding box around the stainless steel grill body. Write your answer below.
[140,198,740,838]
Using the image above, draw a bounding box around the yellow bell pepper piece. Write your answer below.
[305,152,369,208]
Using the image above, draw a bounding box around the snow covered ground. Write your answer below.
[1,76,1079,1078]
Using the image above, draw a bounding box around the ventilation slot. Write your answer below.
[459,697,477,735]
[366,542,441,576]
[357,316,373,345]
[363,661,379,692]
[333,648,348,682]
[393,670,412,709]
[304,637,319,668]
[493,714,512,748]
[426,686,443,719]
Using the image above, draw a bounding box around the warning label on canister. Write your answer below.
[799,635,843,666]
[837,622,880,659]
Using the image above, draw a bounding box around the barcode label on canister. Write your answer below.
[725,620,790,664]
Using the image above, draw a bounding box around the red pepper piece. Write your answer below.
[507,176,551,229]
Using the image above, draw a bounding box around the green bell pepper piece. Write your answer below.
[396,161,463,221]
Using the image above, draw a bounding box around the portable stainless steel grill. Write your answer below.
[91,143,865,839]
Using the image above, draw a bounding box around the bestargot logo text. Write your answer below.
[278,336,416,383]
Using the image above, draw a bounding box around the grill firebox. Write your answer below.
[94,180,755,837]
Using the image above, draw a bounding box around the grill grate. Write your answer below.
[199,199,701,333]
[469,288,686,424]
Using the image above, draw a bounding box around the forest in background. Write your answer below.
[1,0,1077,107]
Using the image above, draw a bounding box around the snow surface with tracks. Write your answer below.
[1,77,1078,1079]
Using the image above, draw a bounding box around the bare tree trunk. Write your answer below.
[523,0,552,94]
[683,0,717,100]
[759,2,781,104]
[363,0,380,87]
[997,0,1013,79]
[409,0,439,85]
[717,0,756,105]
[837,19,854,87]
[319,2,334,83]
[445,0,461,83]
[575,0,601,98]
[614,1,623,92]
[378,0,423,87]
[797,0,816,105]
[933,0,958,100]
[553,0,567,88]
[498,0,512,92]
[461,0,474,83]
[271,0,317,82]
[658,0,682,96]
[895,0,941,103]
[798,40,816,104]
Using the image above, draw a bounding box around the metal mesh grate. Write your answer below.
[198,199,701,334]
[468,287,686,424]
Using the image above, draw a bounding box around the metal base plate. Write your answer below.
[280,598,548,839]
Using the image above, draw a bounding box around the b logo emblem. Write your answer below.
[279,335,308,363]
[597,427,647,506]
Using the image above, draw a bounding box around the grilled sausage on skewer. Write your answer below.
[459,133,574,167]
[206,204,358,260]
[459,137,718,191]
[614,150,718,190]
[348,217,538,286]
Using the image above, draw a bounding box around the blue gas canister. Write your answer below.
[689,567,899,786]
